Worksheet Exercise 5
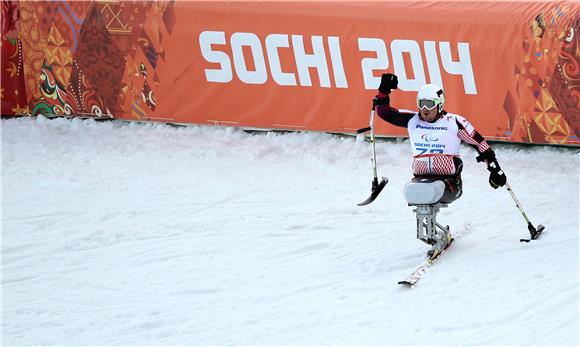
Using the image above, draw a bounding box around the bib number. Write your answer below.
[416,147,444,155]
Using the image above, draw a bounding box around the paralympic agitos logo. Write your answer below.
[198,31,478,95]
[420,134,439,142]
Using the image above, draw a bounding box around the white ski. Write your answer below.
[398,223,472,286]
[397,239,453,286]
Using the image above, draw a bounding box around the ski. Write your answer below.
[398,238,454,286]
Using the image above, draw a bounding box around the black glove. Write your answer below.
[373,94,390,108]
[378,73,398,94]
[476,148,496,163]
[487,160,506,189]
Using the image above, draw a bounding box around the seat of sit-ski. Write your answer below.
[404,178,447,205]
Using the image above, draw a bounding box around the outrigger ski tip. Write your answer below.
[520,223,545,242]
[358,177,388,206]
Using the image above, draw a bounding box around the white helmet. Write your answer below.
[417,84,445,113]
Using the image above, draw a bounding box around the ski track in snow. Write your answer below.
[2,117,579,345]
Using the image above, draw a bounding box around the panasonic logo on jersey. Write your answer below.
[416,124,448,130]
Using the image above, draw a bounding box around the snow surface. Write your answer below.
[2,116,579,346]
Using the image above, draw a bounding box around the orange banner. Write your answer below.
[2,1,579,145]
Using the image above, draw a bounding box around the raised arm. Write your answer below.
[373,74,415,128]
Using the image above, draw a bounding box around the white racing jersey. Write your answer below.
[407,112,490,175]
[375,95,493,177]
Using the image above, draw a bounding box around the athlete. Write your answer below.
[373,73,507,254]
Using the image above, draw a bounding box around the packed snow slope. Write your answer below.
[2,117,579,346]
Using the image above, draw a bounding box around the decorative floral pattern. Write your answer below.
[74,7,124,115]
[504,4,579,144]
[1,1,27,115]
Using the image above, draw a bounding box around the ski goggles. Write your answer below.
[417,99,438,110]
